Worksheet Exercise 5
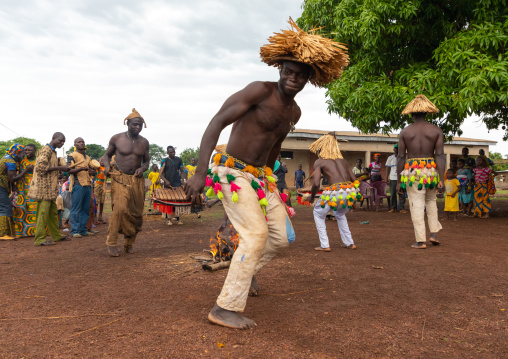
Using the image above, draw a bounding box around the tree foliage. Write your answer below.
[298,0,508,139]
[66,143,106,159]
[0,137,42,151]
[490,151,508,170]
[149,144,166,165]
[179,147,200,166]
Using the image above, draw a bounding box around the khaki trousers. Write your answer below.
[34,200,63,245]
[215,167,295,312]
[406,184,442,242]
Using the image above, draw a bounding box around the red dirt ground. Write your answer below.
[1,198,507,358]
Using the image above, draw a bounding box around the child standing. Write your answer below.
[456,159,473,216]
[444,169,461,221]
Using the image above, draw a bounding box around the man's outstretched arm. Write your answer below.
[185,82,272,204]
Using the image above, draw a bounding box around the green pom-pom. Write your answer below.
[321,205,325,208]
[213,173,220,183]
[342,204,346,209]
[409,181,413,187]
[251,180,260,190]
[356,194,362,200]
[418,184,423,190]
[226,174,236,183]
[207,169,212,175]
[425,183,430,188]
[206,188,215,197]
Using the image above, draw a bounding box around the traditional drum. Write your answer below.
[296,186,325,206]
[89,159,100,169]
[152,187,195,216]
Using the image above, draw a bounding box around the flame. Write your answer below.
[208,224,240,262]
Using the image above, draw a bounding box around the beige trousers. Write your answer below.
[406,184,442,242]
[215,167,295,312]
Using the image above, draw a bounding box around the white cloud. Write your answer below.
[0,0,506,158]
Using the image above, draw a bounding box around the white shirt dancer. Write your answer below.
[303,134,361,251]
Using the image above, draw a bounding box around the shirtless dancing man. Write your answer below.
[103,109,150,257]
[304,134,359,251]
[185,19,349,329]
[397,95,445,249]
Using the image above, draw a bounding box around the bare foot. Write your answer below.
[208,303,256,329]
[249,276,259,297]
[108,246,120,257]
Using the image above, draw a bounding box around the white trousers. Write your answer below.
[215,167,295,312]
[313,203,354,248]
[406,184,442,242]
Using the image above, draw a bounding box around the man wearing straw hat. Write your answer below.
[397,95,445,249]
[103,109,150,257]
[185,18,349,329]
[303,134,360,251]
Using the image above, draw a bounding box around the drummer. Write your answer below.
[67,137,97,238]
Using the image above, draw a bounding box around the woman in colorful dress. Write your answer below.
[0,144,26,239]
[13,144,37,237]
[472,156,495,219]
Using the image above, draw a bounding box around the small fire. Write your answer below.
[209,224,239,262]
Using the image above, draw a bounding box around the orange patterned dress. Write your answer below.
[13,157,37,237]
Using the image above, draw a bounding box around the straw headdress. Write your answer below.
[124,108,146,128]
[214,144,227,154]
[260,18,349,87]
[309,134,343,160]
[401,95,439,115]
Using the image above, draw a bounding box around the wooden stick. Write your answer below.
[266,288,325,297]
[69,318,122,338]
[202,261,231,271]
[421,317,426,341]
[0,313,116,321]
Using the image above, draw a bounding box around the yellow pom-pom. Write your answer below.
[232,192,238,203]
[206,188,215,197]
[224,157,235,168]
[217,191,224,200]
[213,153,222,166]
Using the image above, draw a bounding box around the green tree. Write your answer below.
[298,0,508,139]
[149,144,166,165]
[0,137,42,151]
[179,147,200,166]
[66,143,106,159]
[490,151,508,170]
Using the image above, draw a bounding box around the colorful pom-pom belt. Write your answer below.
[400,158,439,190]
[205,153,292,218]
[318,181,362,210]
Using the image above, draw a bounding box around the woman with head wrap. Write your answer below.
[0,144,27,239]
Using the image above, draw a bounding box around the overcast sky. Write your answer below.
[1,0,507,158]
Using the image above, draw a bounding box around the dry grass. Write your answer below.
[309,134,343,159]
[260,18,349,87]
[401,95,439,115]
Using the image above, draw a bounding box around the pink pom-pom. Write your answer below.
[214,183,222,192]
[260,181,265,187]
[288,207,296,217]
[257,188,266,199]
[423,178,428,184]
[205,177,213,187]
[280,193,287,202]
[230,182,241,192]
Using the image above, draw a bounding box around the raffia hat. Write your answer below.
[260,18,349,87]
[401,95,439,115]
[309,134,343,160]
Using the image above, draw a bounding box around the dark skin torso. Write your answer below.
[104,130,149,177]
[397,116,445,191]
[186,61,310,205]
[310,158,357,200]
